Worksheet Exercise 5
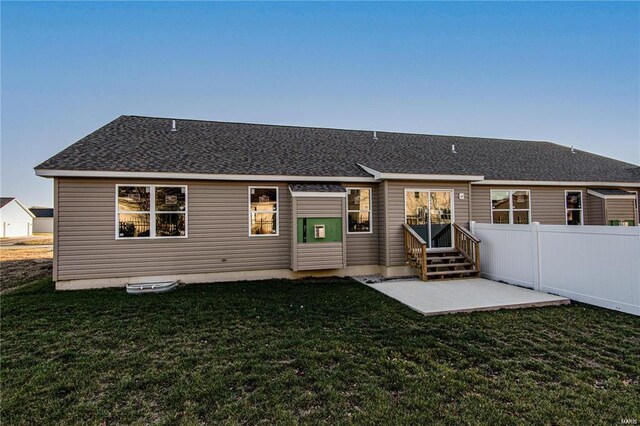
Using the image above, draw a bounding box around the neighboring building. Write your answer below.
[35,116,640,290]
[29,207,54,233]
[0,197,34,237]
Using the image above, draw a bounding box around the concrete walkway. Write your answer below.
[362,277,570,316]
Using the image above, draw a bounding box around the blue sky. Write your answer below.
[2,1,639,207]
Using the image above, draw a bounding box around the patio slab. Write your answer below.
[361,277,570,316]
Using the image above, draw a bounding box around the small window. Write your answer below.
[249,187,278,236]
[347,188,372,233]
[565,191,583,226]
[491,189,530,224]
[116,185,187,239]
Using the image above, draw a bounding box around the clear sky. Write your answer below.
[2,1,639,207]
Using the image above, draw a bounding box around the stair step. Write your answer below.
[425,269,478,277]
[427,251,459,256]
[427,262,472,269]
[427,255,465,262]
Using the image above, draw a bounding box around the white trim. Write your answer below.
[475,180,640,187]
[248,186,280,237]
[357,164,484,181]
[115,184,188,240]
[490,189,531,225]
[564,190,584,226]
[35,168,639,188]
[403,188,455,250]
[586,189,637,199]
[288,190,347,198]
[346,187,373,234]
[35,169,377,182]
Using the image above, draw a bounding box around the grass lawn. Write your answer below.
[2,278,639,424]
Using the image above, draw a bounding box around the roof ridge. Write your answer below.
[122,115,554,145]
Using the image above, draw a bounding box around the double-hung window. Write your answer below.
[491,190,530,224]
[249,187,279,236]
[347,188,372,233]
[117,185,187,238]
[565,191,583,225]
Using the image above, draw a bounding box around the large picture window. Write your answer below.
[565,191,583,225]
[347,188,372,233]
[249,187,278,236]
[491,189,530,224]
[117,185,187,239]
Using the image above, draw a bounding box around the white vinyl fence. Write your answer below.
[470,222,640,316]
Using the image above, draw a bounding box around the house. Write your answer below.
[29,207,54,233]
[0,197,34,238]
[35,116,640,290]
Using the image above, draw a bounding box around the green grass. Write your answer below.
[2,278,639,425]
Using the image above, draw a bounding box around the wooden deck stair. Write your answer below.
[403,223,481,281]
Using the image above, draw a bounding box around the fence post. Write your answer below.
[531,222,541,291]
[469,220,476,234]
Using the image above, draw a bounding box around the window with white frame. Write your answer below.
[491,189,530,224]
[117,185,187,238]
[347,188,372,233]
[249,187,278,236]
[565,191,583,225]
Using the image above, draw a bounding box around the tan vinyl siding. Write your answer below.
[56,178,291,281]
[296,197,343,217]
[605,198,637,224]
[471,186,589,225]
[386,181,471,266]
[345,184,379,266]
[295,243,344,270]
[586,194,604,225]
[378,181,388,265]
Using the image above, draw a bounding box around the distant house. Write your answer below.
[30,207,54,233]
[1,197,34,237]
[34,116,640,290]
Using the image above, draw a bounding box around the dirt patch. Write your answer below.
[14,238,54,246]
[0,248,53,292]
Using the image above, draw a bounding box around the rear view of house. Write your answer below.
[35,116,640,290]
[1,197,34,238]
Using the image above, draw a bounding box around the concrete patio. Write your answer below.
[360,277,570,316]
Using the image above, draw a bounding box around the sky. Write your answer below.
[2,1,639,207]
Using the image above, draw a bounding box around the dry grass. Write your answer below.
[0,248,53,291]
[14,238,54,246]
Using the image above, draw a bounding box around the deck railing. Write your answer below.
[453,223,481,275]
[403,223,428,281]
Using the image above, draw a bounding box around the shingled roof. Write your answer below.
[35,115,640,183]
[1,197,15,208]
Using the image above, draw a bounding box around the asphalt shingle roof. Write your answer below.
[29,207,54,218]
[36,115,640,183]
[588,188,636,196]
[289,184,346,193]
[0,197,15,208]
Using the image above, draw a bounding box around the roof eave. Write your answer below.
[474,180,640,187]
[356,164,484,182]
[34,169,378,183]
